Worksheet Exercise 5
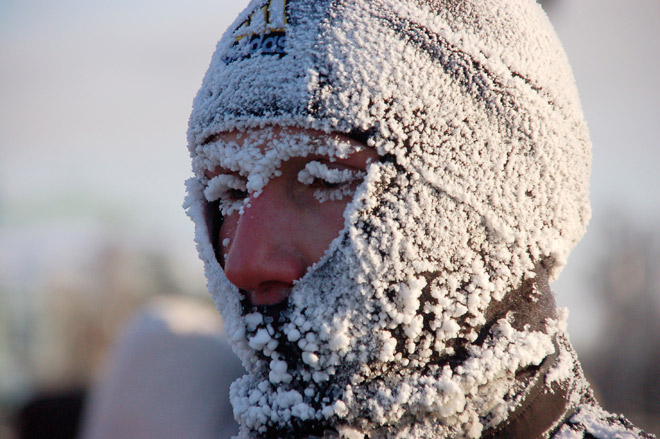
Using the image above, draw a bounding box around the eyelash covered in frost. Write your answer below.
[203,174,248,216]
[298,161,366,202]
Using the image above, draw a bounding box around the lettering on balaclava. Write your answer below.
[224,0,289,64]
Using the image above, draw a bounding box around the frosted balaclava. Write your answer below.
[185,0,592,438]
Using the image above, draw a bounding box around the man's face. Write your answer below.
[205,127,377,307]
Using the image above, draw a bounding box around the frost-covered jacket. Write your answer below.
[184,0,655,438]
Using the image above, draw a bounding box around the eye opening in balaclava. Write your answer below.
[200,126,381,269]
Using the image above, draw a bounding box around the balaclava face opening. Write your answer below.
[184,0,592,438]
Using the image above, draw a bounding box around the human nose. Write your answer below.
[221,186,306,306]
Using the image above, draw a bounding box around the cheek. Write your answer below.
[307,200,350,256]
[218,213,239,264]
[327,202,348,230]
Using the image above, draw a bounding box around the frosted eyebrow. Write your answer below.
[297,161,366,185]
[201,133,225,145]
[204,174,247,202]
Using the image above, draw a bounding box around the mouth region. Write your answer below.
[242,282,292,307]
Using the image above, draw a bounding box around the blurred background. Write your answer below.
[1,0,658,437]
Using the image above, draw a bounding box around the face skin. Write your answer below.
[206,128,378,307]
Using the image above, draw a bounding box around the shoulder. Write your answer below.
[551,404,656,439]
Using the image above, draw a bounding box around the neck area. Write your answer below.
[480,264,588,439]
[314,266,593,439]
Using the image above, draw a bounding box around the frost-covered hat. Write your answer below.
[185,0,592,437]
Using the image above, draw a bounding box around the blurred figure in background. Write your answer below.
[79,296,243,439]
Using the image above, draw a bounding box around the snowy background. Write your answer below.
[1,0,658,435]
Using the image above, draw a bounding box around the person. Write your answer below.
[79,297,243,439]
[184,0,656,438]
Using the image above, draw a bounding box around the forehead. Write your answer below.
[195,126,368,171]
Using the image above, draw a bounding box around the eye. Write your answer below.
[298,161,366,202]
[310,178,342,189]
[203,173,249,215]
[229,188,249,200]
[298,161,364,187]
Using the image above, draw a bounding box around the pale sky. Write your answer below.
[1,0,659,351]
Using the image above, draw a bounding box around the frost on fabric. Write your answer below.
[552,405,657,439]
[184,0,594,437]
